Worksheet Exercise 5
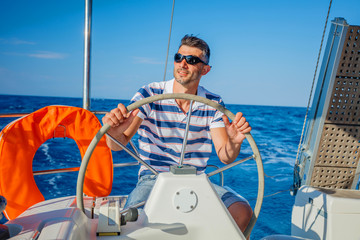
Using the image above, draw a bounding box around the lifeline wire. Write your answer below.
[163,0,175,82]
[294,0,333,185]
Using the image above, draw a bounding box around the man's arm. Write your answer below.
[102,103,142,151]
[210,112,251,164]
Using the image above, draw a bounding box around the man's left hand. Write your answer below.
[222,112,251,144]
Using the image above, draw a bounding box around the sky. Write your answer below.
[0,0,360,107]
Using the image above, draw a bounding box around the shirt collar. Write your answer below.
[164,78,206,111]
[165,78,206,98]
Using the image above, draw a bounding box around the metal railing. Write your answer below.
[0,111,108,118]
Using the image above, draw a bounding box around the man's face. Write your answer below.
[173,45,209,87]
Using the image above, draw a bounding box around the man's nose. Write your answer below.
[179,58,188,68]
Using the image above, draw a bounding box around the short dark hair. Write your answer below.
[179,35,210,64]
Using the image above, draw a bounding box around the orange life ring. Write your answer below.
[0,105,113,219]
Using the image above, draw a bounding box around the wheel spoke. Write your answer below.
[207,155,255,177]
[207,165,224,186]
[179,100,194,167]
[105,133,159,175]
[129,140,140,157]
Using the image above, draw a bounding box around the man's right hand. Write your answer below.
[103,103,139,128]
[102,103,139,150]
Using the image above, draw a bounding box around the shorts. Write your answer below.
[124,174,249,209]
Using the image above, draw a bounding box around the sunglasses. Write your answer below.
[174,53,208,65]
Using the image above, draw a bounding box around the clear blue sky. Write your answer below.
[0,0,359,107]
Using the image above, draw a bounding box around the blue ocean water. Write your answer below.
[0,94,305,239]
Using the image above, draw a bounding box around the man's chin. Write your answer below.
[175,77,190,86]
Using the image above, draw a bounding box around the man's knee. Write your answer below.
[228,201,253,232]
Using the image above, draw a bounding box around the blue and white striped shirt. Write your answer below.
[130,79,225,176]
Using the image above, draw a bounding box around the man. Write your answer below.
[102,35,252,232]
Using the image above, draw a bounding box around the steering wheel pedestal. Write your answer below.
[170,165,197,175]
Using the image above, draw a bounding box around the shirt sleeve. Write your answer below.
[130,85,152,120]
[210,98,225,129]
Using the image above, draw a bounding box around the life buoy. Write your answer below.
[0,106,113,220]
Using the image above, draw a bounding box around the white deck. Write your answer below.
[5,172,246,240]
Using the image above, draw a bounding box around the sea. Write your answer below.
[0,94,305,239]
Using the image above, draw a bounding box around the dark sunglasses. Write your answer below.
[174,53,208,65]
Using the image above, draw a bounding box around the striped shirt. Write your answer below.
[130,79,225,176]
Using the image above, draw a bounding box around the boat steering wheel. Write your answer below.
[76,93,264,238]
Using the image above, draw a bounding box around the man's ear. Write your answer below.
[201,65,211,76]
